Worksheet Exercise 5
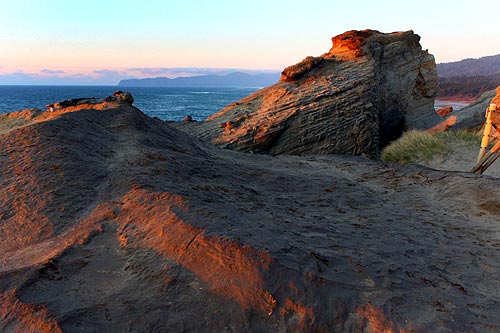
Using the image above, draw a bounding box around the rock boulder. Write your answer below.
[176,30,440,158]
[451,87,500,130]
[46,91,134,112]
[436,105,453,117]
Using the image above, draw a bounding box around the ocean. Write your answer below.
[0,86,469,122]
[0,86,259,121]
[434,100,469,111]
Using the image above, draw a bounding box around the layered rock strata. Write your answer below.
[0,95,499,332]
[175,30,440,158]
[451,86,500,129]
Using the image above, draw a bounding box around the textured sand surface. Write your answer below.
[1,101,499,332]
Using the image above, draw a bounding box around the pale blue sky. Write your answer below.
[0,0,499,84]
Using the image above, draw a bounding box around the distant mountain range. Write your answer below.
[118,71,281,88]
[437,54,500,99]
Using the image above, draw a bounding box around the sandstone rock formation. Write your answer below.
[0,91,134,135]
[175,30,440,158]
[45,91,133,111]
[1,94,499,332]
[436,105,453,117]
[451,86,500,129]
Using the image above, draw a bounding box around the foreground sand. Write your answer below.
[1,101,499,332]
[421,138,500,178]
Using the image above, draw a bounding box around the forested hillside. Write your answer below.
[437,54,500,99]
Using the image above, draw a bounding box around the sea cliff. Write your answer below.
[175,30,440,158]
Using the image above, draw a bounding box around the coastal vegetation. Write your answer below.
[381,130,481,165]
[280,56,324,81]
[438,74,500,99]
[437,54,500,99]
[437,54,500,77]
[2,28,500,332]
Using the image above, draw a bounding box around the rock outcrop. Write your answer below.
[0,91,135,135]
[45,91,133,111]
[1,94,500,332]
[436,105,453,117]
[451,87,500,129]
[175,30,440,158]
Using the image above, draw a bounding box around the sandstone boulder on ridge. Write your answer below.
[175,30,440,158]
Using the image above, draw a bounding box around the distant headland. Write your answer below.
[118,71,280,88]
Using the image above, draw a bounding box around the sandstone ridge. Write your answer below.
[0,95,499,332]
[0,91,134,136]
[450,86,500,130]
[175,30,440,158]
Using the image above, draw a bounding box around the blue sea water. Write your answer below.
[434,99,468,111]
[0,86,259,121]
[0,86,469,122]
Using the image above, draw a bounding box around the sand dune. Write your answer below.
[1,97,499,332]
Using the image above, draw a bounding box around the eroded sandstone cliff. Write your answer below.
[175,30,440,158]
[0,95,499,332]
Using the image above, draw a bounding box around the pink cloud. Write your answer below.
[40,69,66,74]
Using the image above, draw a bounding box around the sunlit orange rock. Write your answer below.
[357,303,410,333]
[436,105,453,116]
[176,30,440,158]
[0,291,62,333]
[427,115,457,132]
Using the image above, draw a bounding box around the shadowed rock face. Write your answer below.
[175,30,440,158]
[1,95,500,332]
[451,86,500,130]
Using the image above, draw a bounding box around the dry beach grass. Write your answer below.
[381,129,500,178]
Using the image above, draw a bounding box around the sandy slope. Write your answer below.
[1,101,499,332]
[424,139,500,178]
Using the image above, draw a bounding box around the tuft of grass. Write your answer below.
[381,129,482,165]
[434,130,482,144]
[281,56,324,82]
[381,130,448,165]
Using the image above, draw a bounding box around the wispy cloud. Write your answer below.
[127,67,173,75]
[0,70,99,85]
[93,69,124,76]
[0,67,280,85]
[126,67,279,77]
[124,67,247,78]
[126,67,188,77]
[40,69,65,74]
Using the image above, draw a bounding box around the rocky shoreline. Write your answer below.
[0,89,498,332]
[1,31,500,333]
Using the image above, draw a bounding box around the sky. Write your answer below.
[0,0,499,85]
